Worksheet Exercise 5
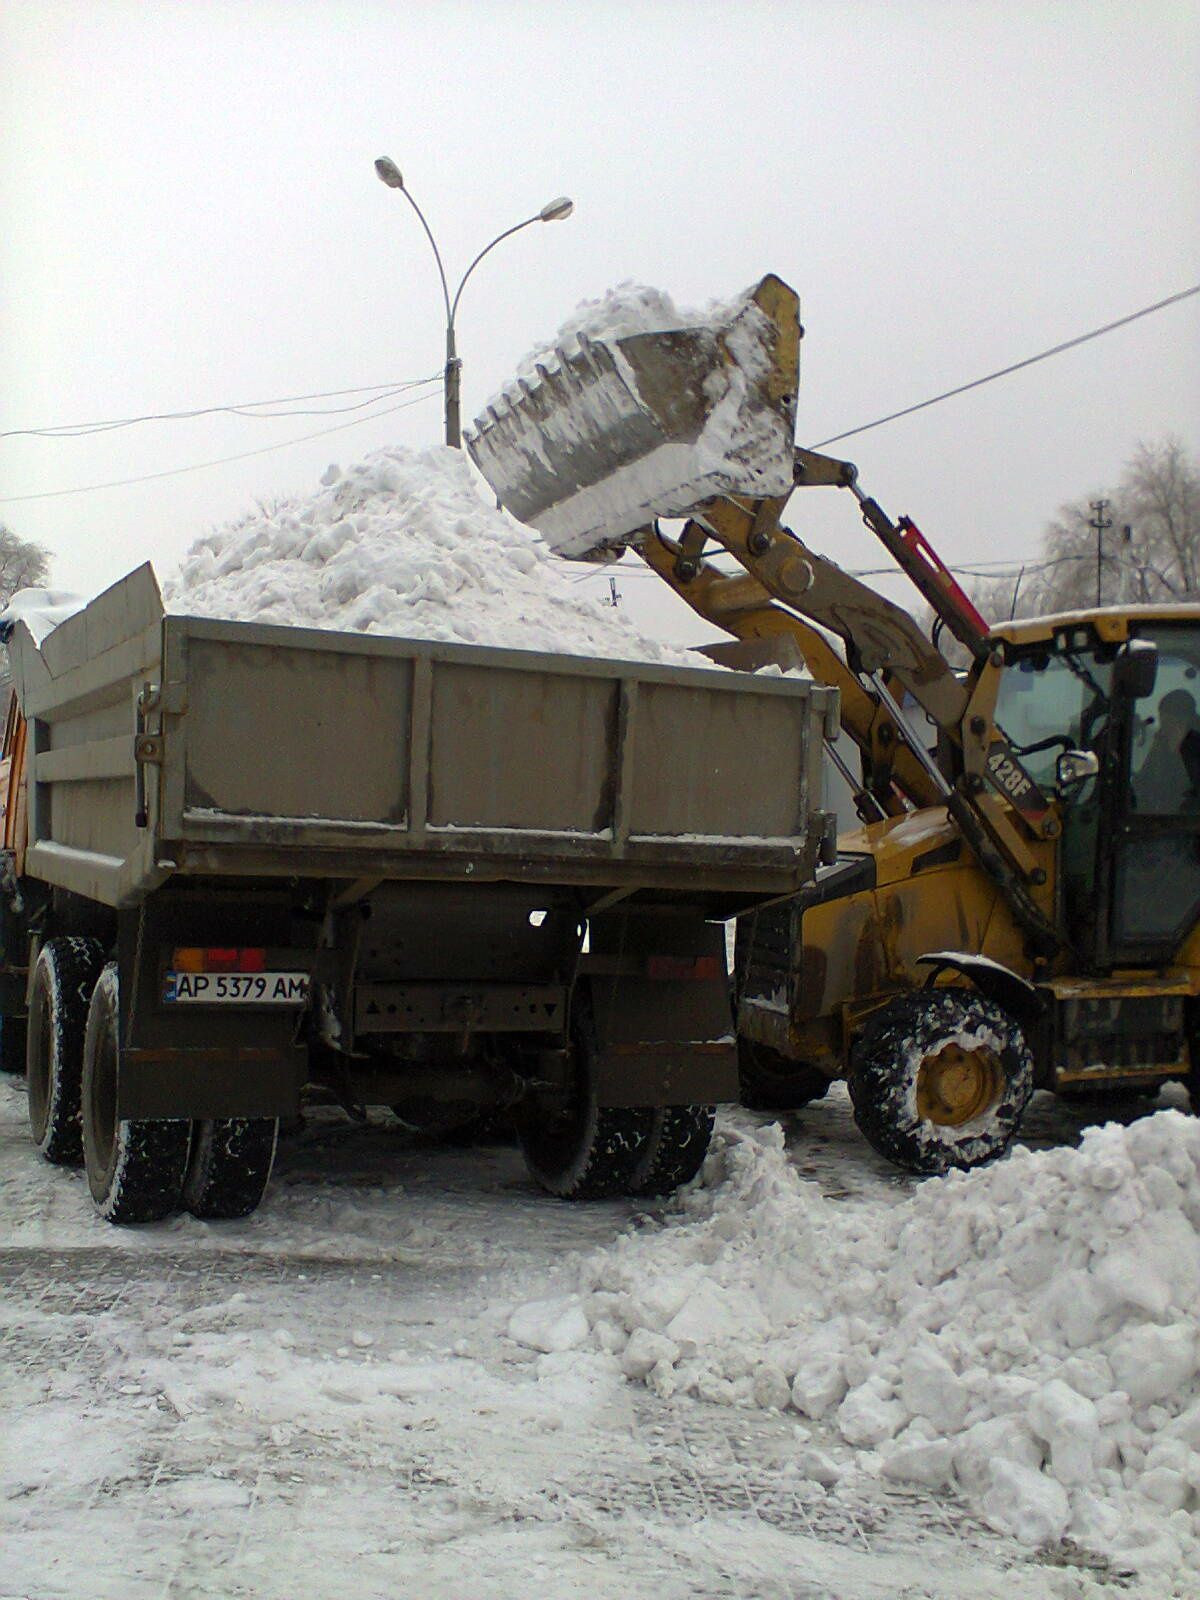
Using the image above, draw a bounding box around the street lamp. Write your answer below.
[374,158,574,447]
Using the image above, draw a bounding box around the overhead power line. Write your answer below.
[808,283,1200,450]
[5,280,1195,505]
[1,375,441,440]
[0,384,441,504]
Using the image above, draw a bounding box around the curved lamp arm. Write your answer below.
[450,215,540,330]
[450,198,574,328]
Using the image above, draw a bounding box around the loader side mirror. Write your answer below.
[1111,639,1158,701]
[1055,749,1100,796]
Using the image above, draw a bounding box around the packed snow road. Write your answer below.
[1,1074,1193,1600]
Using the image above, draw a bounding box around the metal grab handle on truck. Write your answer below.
[133,684,162,829]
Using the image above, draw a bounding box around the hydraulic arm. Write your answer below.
[465,271,1064,956]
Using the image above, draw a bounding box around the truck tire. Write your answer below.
[26,936,106,1164]
[848,987,1033,1175]
[81,963,191,1224]
[737,1036,832,1111]
[183,1118,279,1219]
[517,996,657,1200]
[630,1105,715,1196]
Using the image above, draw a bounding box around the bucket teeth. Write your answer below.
[466,274,801,559]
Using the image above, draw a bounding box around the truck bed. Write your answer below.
[6,564,836,909]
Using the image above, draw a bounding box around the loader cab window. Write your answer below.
[995,641,1113,958]
[1109,623,1200,959]
[994,648,1111,790]
[1000,621,1200,964]
[1129,642,1200,814]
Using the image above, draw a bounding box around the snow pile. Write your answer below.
[512,1112,1200,1572]
[164,444,696,664]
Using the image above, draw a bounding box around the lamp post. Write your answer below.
[374,158,573,448]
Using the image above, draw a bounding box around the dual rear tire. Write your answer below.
[516,992,712,1199]
[27,946,276,1224]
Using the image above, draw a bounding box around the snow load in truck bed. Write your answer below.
[163,445,698,665]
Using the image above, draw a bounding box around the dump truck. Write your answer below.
[467,272,1200,1174]
[0,564,834,1222]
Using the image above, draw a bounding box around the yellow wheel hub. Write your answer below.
[915,1042,1004,1127]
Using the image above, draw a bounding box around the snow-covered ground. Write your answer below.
[3,1073,1195,1600]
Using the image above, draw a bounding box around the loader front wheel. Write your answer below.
[183,1118,279,1219]
[848,988,1032,1175]
[737,1036,832,1111]
[26,937,106,1164]
[517,995,656,1200]
[82,964,191,1224]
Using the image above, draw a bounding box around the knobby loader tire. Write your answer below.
[517,993,656,1200]
[737,1035,832,1112]
[82,964,190,1224]
[26,937,106,1165]
[183,1117,279,1219]
[848,987,1033,1176]
[630,1105,715,1196]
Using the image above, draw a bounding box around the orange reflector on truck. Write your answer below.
[646,955,723,981]
[172,947,268,974]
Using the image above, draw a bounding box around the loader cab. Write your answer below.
[993,618,1200,970]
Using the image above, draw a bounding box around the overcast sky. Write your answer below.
[2,0,1197,643]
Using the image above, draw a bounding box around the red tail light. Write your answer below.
[173,947,268,973]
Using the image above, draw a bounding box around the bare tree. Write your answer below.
[971,438,1199,625]
[0,524,52,608]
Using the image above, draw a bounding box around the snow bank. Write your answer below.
[164,444,697,664]
[513,1112,1200,1574]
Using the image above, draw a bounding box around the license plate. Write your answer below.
[163,971,310,1005]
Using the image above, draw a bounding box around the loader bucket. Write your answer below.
[466,274,801,559]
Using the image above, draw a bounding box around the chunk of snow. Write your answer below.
[507,1297,590,1354]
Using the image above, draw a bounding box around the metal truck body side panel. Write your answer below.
[7,568,834,909]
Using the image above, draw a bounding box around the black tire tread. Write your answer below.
[517,989,656,1199]
[26,936,105,1165]
[184,1118,278,1219]
[631,1105,715,1196]
[83,964,191,1224]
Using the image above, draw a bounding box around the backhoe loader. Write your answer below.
[467,273,1200,1173]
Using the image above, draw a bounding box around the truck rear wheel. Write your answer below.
[517,996,656,1199]
[737,1036,832,1111]
[26,936,105,1164]
[81,964,191,1224]
[848,988,1033,1175]
[183,1118,279,1219]
[630,1104,714,1196]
